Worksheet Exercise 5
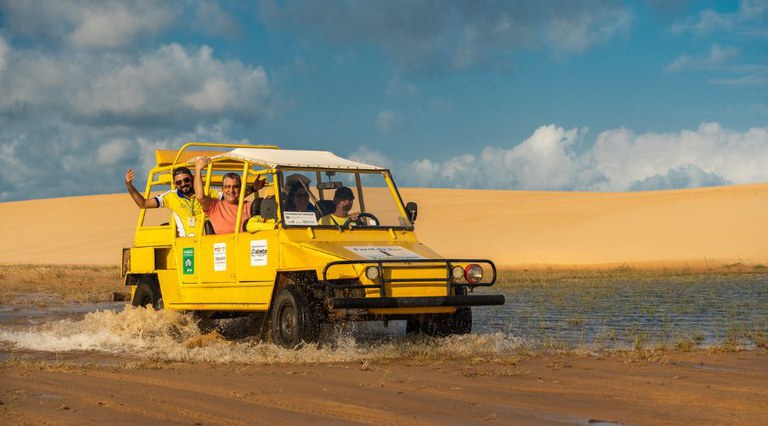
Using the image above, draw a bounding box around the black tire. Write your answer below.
[131,282,163,310]
[405,318,422,335]
[421,307,473,337]
[193,311,216,333]
[271,286,320,349]
[445,307,473,335]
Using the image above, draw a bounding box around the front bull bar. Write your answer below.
[322,258,505,310]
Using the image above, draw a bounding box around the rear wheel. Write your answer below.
[271,286,320,349]
[131,282,163,310]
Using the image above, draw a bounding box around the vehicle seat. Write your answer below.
[250,198,261,217]
[204,220,215,235]
[260,197,278,220]
[316,200,335,216]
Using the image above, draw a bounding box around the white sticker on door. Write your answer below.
[213,242,227,271]
[250,240,268,266]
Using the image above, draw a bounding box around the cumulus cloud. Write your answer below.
[0,119,248,201]
[96,139,132,166]
[69,2,175,47]
[375,110,404,133]
[0,36,7,77]
[0,0,176,48]
[0,11,272,202]
[352,123,768,192]
[259,0,633,72]
[628,165,729,191]
[0,43,271,126]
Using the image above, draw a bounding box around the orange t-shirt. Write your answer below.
[206,199,252,234]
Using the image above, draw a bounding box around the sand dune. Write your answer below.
[1,184,767,267]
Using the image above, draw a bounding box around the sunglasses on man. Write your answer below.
[175,177,191,186]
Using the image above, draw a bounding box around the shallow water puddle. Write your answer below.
[480,274,768,349]
[0,274,766,363]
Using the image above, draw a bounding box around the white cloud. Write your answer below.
[0,36,7,78]
[0,32,271,201]
[544,5,632,52]
[0,118,249,201]
[96,139,132,166]
[69,2,174,47]
[666,44,740,72]
[590,122,768,190]
[0,43,271,124]
[629,164,728,191]
[672,0,768,35]
[353,122,768,192]
[348,146,391,168]
[375,110,404,133]
[0,0,177,48]
[183,78,234,112]
[259,0,634,72]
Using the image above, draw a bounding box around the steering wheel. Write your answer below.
[343,212,380,227]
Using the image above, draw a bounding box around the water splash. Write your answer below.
[0,305,525,364]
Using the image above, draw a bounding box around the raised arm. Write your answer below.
[245,176,266,198]
[125,169,159,209]
[194,157,214,212]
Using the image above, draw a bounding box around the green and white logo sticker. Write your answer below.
[182,247,195,274]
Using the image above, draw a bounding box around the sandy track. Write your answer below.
[2,351,766,425]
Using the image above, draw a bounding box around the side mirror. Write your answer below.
[405,201,418,223]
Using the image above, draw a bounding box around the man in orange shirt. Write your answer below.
[193,157,262,234]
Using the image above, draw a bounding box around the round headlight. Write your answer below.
[451,265,465,281]
[365,266,380,281]
[464,264,483,284]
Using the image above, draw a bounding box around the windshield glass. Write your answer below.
[279,169,410,228]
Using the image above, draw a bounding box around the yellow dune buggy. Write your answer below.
[122,143,504,348]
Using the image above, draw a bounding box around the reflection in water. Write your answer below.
[0,274,766,363]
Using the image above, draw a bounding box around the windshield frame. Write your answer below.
[276,167,413,230]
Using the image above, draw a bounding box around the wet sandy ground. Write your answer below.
[1,267,767,425]
[1,350,766,425]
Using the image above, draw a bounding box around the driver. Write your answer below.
[318,186,359,226]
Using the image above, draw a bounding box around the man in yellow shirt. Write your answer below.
[318,186,359,226]
[125,167,219,237]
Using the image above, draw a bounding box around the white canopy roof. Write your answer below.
[211,148,385,170]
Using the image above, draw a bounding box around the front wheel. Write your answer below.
[271,286,320,349]
[131,282,163,310]
[413,307,473,337]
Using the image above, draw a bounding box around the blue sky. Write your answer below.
[0,0,766,201]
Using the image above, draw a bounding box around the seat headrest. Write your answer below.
[250,198,261,217]
[260,197,278,220]
[316,200,335,216]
